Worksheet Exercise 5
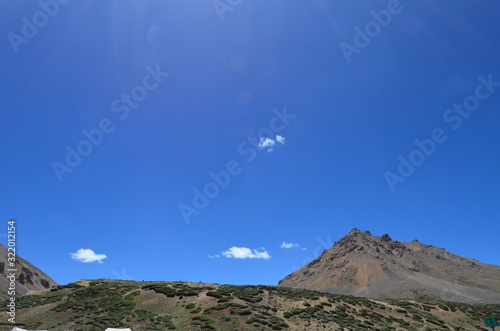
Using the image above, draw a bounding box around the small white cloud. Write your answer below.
[208,254,221,259]
[258,135,285,152]
[221,246,271,259]
[280,242,300,249]
[259,137,276,150]
[70,248,107,263]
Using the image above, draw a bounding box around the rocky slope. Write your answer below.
[0,243,57,298]
[279,229,500,303]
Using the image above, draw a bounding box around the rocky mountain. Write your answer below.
[279,229,500,304]
[0,243,57,298]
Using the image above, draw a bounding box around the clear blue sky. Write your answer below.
[1,1,500,286]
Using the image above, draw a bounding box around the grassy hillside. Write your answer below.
[0,279,498,330]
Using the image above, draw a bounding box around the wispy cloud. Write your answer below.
[280,242,300,249]
[276,135,285,144]
[258,135,285,152]
[70,248,107,263]
[208,254,220,259]
[220,246,271,259]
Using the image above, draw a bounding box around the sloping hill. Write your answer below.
[279,229,500,303]
[0,243,57,299]
[0,279,499,330]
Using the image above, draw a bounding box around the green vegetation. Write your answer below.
[206,291,223,299]
[184,303,196,309]
[0,280,497,330]
[11,289,67,309]
[50,283,137,329]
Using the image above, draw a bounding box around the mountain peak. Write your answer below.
[347,228,371,235]
[279,229,500,303]
[334,228,380,252]
[342,228,374,242]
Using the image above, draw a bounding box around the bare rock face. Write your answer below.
[279,229,500,303]
[0,243,57,297]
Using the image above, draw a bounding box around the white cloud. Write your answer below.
[221,246,271,259]
[207,254,220,259]
[259,137,276,148]
[70,248,107,263]
[258,135,285,152]
[280,242,300,249]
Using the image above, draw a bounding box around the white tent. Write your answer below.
[11,328,47,331]
[104,329,133,331]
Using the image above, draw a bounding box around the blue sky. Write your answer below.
[1,0,500,286]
